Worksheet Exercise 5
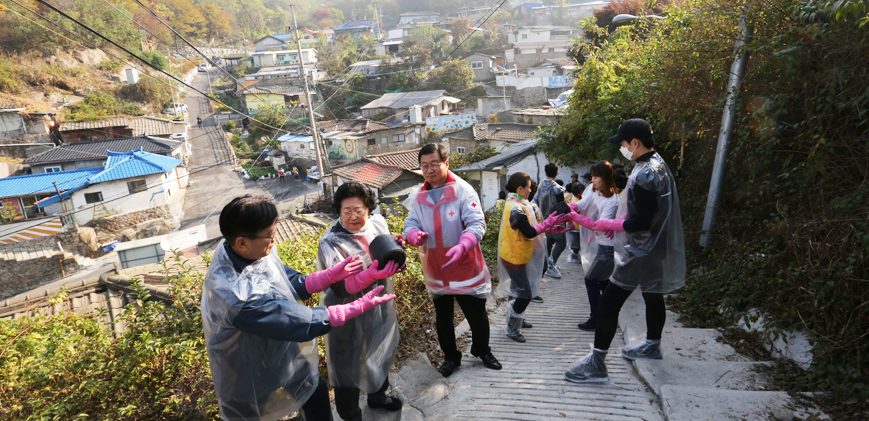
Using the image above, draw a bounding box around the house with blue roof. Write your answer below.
[334,20,380,38]
[0,167,101,220]
[35,149,186,225]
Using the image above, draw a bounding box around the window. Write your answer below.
[457,146,466,153]
[567,9,576,15]
[393,134,405,143]
[368,138,376,146]
[381,137,388,145]
[521,33,528,40]
[84,192,103,204]
[0,201,4,208]
[44,166,62,173]
[127,179,147,194]
[471,60,484,70]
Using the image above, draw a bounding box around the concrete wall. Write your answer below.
[0,112,25,135]
[476,97,513,118]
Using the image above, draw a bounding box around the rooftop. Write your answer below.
[22,135,182,164]
[400,11,440,16]
[317,119,392,134]
[444,123,539,143]
[452,139,538,172]
[367,148,422,171]
[0,167,101,199]
[239,80,305,95]
[330,158,404,189]
[59,116,180,136]
[361,90,458,110]
[88,149,182,184]
[274,216,326,244]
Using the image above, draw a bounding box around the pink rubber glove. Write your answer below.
[406,229,429,247]
[534,212,570,235]
[344,260,401,294]
[593,219,626,232]
[305,255,363,294]
[604,230,615,239]
[567,212,595,229]
[441,232,478,270]
[392,233,407,249]
[327,285,396,327]
[568,202,579,213]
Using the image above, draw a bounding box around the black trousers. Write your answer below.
[433,295,490,362]
[301,377,333,421]
[545,232,567,264]
[593,283,666,351]
[333,377,389,420]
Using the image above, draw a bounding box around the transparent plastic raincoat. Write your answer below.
[497,194,546,300]
[577,188,620,277]
[201,241,320,421]
[403,171,491,299]
[316,214,399,392]
[534,178,566,219]
[611,153,686,293]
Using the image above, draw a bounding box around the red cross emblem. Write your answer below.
[448,210,455,217]
[471,202,477,208]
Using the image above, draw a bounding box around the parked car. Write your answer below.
[170,132,189,142]
[162,103,188,115]
[198,63,211,72]
[547,89,574,108]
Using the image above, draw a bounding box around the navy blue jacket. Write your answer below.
[224,243,332,342]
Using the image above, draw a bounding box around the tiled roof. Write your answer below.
[273,216,325,244]
[239,81,305,95]
[21,135,181,164]
[445,123,538,143]
[87,149,181,183]
[59,117,129,131]
[128,116,176,136]
[59,116,177,136]
[330,158,404,189]
[0,168,101,198]
[317,119,392,134]
[368,148,421,170]
[0,104,25,111]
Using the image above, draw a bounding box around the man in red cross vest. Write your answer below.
[403,144,502,377]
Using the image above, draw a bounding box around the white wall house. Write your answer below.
[68,170,183,225]
[251,49,318,67]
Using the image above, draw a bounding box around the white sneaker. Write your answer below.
[567,252,581,263]
[622,339,663,361]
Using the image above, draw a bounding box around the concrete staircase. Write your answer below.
[0,243,63,261]
[618,293,829,421]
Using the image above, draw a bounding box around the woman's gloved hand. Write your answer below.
[567,212,595,230]
[568,202,579,213]
[406,229,429,247]
[327,285,396,327]
[305,255,363,294]
[392,232,407,249]
[441,232,478,270]
[344,260,402,294]
[593,219,626,232]
[534,212,570,235]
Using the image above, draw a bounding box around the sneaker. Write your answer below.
[522,320,533,329]
[545,266,562,279]
[563,349,608,383]
[531,296,544,303]
[567,252,581,263]
[577,319,596,331]
[622,339,663,361]
[507,331,526,342]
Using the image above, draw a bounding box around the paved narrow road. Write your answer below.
[437,262,664,420]
[179,70,319,238]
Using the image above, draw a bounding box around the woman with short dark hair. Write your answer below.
[317,182,404,420]
[497,172,570,342]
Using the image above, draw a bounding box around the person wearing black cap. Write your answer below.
[581,172,592,186]
[564,118,686,383]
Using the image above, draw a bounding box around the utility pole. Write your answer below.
[699,13,752,249]
[290,5,329,193]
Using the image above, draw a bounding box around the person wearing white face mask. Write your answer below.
[564,118,686,384]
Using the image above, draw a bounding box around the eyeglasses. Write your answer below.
[248,232,276,241]
[341,208,368,217]
[420,161,444,172]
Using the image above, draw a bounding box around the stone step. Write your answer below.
[660,385,829,421]
[623,325,750,363]
[634,360,774,396]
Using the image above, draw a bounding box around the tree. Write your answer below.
[425,59,473,92]
[451,18,473,47]
[402,25,451,67]
[198,3,234,40]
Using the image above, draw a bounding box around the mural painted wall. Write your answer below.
[328,138,359,160]
[425,113,477,136]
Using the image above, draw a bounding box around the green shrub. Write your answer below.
[97,59,124,72]
[65,92,144,121]
[0,60,21,93]
[118,77,173,109]
[141,50,168,70]
[223,120,237,132]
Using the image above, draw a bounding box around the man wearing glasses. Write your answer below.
[201,195,395,420]
[403,144,502,377]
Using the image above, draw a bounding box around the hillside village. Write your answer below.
[0,0,867,419]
